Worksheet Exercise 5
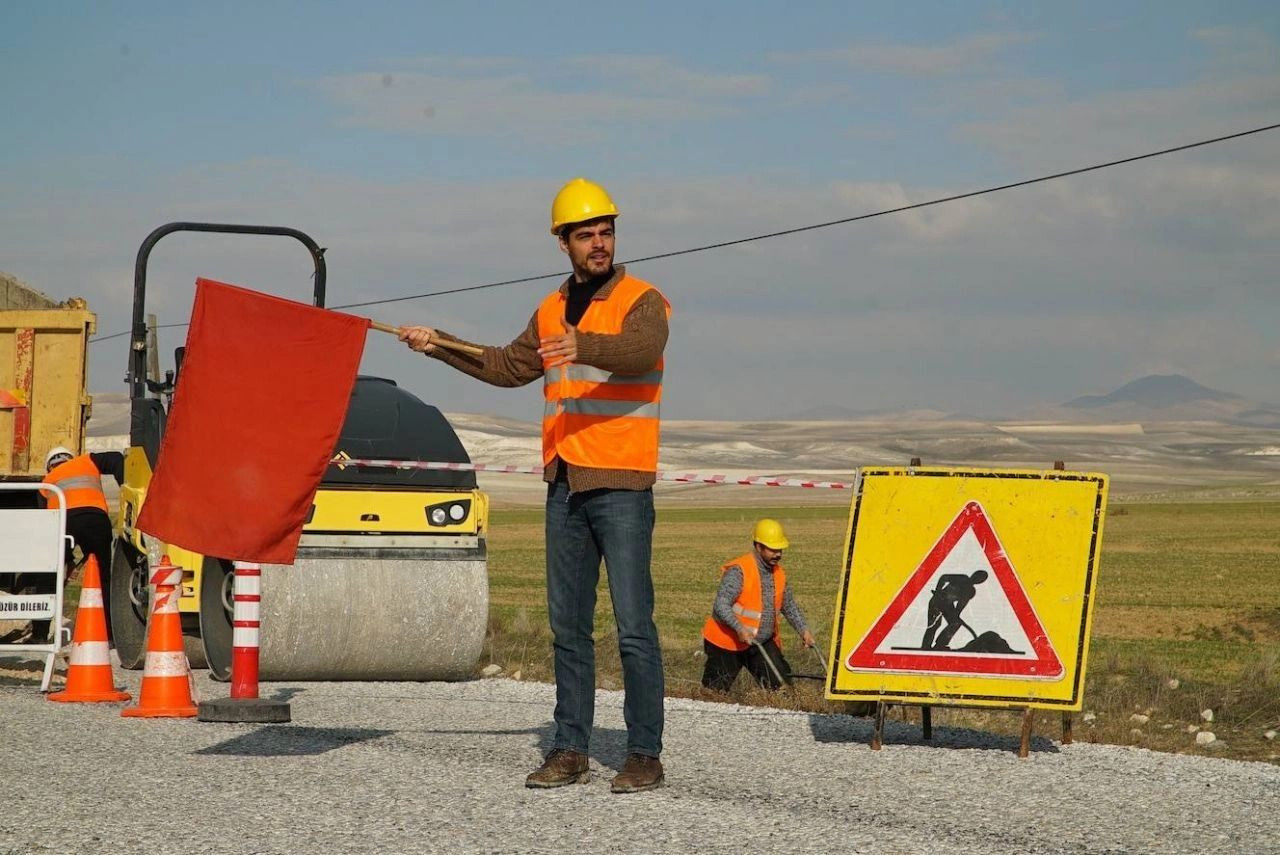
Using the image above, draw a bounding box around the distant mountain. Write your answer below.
[789,403,865,421]
[790,403,956,422]
[790,375,1267,424]
[1064,375,1238,409]
[1040,374,1280,428]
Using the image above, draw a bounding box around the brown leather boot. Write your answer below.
[525,749,590,788]
[610,753,664,793]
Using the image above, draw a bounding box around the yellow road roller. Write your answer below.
[111,223,489,681]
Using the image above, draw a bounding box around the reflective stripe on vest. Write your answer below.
[561,365,665,386]
[543,399,662,418]
[52,475,102,491]
[537,273,671,472]
[42,454,108,512]
[702,553,788,653]
[560,398,661,419]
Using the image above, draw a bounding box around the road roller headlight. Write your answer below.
[426,499,470,527]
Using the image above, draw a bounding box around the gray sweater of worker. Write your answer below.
[712,552,809,642]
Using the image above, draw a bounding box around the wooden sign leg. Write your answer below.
[921,705,933,741]
[871,702,886,750]
[1019,708,1034,758]
[1062,712,1073,745]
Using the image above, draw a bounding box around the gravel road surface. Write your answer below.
[2,665,1277,854]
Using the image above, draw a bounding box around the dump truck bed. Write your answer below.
[0,307,95,479]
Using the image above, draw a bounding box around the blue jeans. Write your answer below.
[545,479,664,757]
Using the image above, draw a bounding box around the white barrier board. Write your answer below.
[0,485,68,692]
[0,509,64,573]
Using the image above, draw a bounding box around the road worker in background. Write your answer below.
[400,178,670,794]
[701,518,815,691]
[31,447,123,643]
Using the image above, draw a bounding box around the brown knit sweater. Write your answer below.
[427,265,669,492]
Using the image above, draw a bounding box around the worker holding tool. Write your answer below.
[34,447,123,642]
[921,570,988,650]
[399,178,670,794]
[701,519,815,692]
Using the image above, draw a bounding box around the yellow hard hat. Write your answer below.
[752,518,789,551]
[551,177,619,235]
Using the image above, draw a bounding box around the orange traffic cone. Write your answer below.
[49,555,131,703]
[122,556,196,718]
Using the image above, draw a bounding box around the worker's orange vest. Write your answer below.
[537,274,670,472]
[702,552,788,652]
[42,454,107,512]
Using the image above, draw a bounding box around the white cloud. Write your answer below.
[315,71,729,140]
[564,54,771,98]
[1192,26,1279,74]
[771,31,1038,76]
[312,54,769,141]
[381,56,524,75]
[958,74,1280,168]
[841,123,900,142]
[954,27,1280,170]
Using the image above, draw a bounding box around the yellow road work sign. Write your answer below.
[825,467,1108,710]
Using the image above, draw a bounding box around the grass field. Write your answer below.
[483,500,1280,764]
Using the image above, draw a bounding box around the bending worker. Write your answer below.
[701,519,814,691]
[399,178,670,794]
[38,446,124,642]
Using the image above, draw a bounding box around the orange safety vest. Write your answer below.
[42,454,107,512]
[702,552,788,652]
[537,274,670,472]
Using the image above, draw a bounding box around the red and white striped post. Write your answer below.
[196,560,290,723]
[230,560,261,699]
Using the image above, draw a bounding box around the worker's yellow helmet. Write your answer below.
[752,518,789,551]
[551,177,619,235]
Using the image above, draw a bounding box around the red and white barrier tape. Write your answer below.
[334,457,855,490]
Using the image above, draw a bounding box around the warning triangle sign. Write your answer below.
[845,501,1063,680]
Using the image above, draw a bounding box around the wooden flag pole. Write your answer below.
[368,320,484,356]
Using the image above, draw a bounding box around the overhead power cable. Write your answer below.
[91,322,187,345]
[89,120,1279,341]
[331,121,1279,310]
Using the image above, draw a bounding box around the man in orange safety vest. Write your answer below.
[701,518,815,691]
[36,446,124,642]
[399,178,669,794]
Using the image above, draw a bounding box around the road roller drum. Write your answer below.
[199,550,488,681]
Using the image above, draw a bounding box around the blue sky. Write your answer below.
[2,2,1277,419]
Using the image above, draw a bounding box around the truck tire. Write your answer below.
[110,539,148,670]
[199,555,235,681]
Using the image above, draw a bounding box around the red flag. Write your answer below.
[137,278,368,564]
